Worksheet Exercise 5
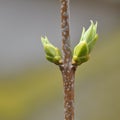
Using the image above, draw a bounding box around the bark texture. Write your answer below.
[60,0,71,63]
[60,0,76,120]
[60,65,76,120]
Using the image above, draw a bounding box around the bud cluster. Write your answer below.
[41,21,98,66]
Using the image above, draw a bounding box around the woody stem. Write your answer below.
[60,0,76,120]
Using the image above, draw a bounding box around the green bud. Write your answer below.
[72,20,98,65]
[41,36,62,65]
[72,41,89,65]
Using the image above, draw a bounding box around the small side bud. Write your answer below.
[41,36,62,65]
[72,20,98,66]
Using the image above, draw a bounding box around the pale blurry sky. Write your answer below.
[0,0,120,74]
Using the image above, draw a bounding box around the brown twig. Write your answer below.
[60,0,76,120]
[60,0,71,63]
[59,65,76,120]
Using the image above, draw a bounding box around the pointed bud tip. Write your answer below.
[41,36,44,40]
[44,36,48,40]
[90,20,98,28]
[41,36,46,45]
[90,20,94,25]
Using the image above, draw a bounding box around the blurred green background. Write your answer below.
[0,0,120,120]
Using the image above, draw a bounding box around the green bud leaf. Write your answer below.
[72,41,89,65]
[80,20,98,53]
[46,55,62,65]
[88,34,98,53]
[73,41,88,57]
[80,20,97,44]
[41,36,62,65]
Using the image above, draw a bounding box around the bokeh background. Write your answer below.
[0,0,120,120]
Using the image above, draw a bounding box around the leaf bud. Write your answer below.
[41,36,62,65]
[72,20,98,65]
